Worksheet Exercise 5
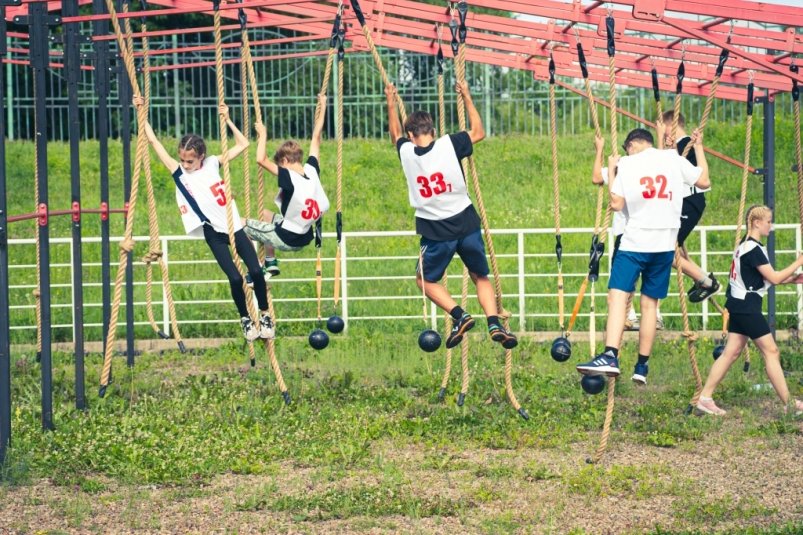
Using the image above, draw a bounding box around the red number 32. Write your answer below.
[300,198,321,220]
[417,172,452,198]
[639,174,672,200]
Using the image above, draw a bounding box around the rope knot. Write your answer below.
[32,289,41,298]
[119,238,136,253]
[682,330,698,342]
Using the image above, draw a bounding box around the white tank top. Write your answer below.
[175,156,243,237]
[273,163,330,235]
[399,136,471,221]
[728,239,771,300]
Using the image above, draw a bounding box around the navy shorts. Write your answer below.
[728,313,771,340]
[608,250,675,299]
[417,230,490,282]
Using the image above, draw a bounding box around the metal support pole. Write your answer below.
[172,33,180,139]
[4,36,10,141]
[30,1,54,431]
[64,0,85,410]
[0,4,11,464]
[761,91,776,335]
[93,0,112,358]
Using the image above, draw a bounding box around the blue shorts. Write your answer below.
[417,230,490,282]
[608,250,675,299]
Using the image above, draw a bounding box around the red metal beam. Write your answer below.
[147,47,337,71]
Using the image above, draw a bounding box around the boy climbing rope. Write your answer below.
[385,80,517,350]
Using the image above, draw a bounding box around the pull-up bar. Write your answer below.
[6,203,128,224]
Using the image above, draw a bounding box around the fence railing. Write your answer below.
[6,224,803,345]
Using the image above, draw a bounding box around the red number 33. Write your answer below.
[639,175,672,200]
[301,198,321,220]
[417,172,452,198]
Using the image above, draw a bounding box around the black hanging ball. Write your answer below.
[551,337,572,362]
[418,329,442,353]
[712,344,725,360]
[326,315,345,334]
[309,329,330,350]
[581,374,606,395]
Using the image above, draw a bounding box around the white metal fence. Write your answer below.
[5,224,803,343]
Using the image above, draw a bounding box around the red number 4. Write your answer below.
[210,181,227,206]
[639,175,672,201]
[417,172,452,198]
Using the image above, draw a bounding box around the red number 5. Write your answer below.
[300,198,321,220]
[210,181,227,206]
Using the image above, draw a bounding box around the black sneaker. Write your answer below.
[489,324,518,349]
[445,313,475,349]
[263,258,280,278]
[241,317,259,342]
[245,273,255,288]
[576,351,620,377]
[688,274,721,303]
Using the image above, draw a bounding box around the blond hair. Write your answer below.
[745,204,772,232]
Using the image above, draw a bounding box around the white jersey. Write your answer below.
[174,156,243,237]
[601,168,626,236]
[273,163,330,235]
[728,239,771,301]
[610,147,702,252]
[399,135,472,221]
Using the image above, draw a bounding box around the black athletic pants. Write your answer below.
[203,225,269,318]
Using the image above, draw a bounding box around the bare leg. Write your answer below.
[418,274,458,314]
[700,333,748,398]
[638,295,658,356]
[751,334,792,406]
[674,246,705,283]
[605,289,629,350]
[260,209,277,258]
[470,272,498,318]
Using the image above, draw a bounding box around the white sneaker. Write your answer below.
[656,316,665,330]
[259,314,275,339]
[241,317,259,342]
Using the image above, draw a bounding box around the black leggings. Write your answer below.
[203,225,269,317]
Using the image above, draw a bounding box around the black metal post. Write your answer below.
[30,1,54,431]
[762,91,776,335]
[0,4,12,463]
[116,0,134,367]
[64,0,85,410]
[93,0,112,360]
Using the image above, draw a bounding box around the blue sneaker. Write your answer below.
[632,362,648,385]
[576,351,620,377]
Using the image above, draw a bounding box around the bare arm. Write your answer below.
[385,84,403,144]
[591,135,605,185]
[458,81,485,144]
[219,104,249,163]
[143,121,179,173]
[656,119,666,150]
[607,154,625,211]
[308,93,327,160]
[691,129,710,190]
[757,255,803,285]
[254,122,279,176]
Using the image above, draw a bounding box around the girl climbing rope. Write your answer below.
[137,100,274,342]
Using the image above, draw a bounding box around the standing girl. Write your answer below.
[697,205,803,415]
[139,101,273,342]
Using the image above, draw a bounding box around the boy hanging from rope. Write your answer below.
[385,80,517,350]
[662,110,720,302]
[242,93,331,279]
[137,98,274,342]
[578,126,709,379]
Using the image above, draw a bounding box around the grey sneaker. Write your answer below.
[259,314,275,339]
[241,317,259,342]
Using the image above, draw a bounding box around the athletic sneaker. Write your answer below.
[245,273,255,288]
[259,314,275,339]
[241,317,260,342]
[632,362,648,385]
[696,396,726,415]
[656,316,665,331]
[625,317,640,331]
[576,351,620,377]
[489,324,518,349]
[688,274,721,303]
[263,257,280,278]
[446,313,475,349]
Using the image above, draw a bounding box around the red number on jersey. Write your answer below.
[417,172,452,198]
[300,198,321,220]
[639,175,672,201]
[179,205,188,214]
[210,182,227,206]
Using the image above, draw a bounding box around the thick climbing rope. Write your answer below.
[453,2,527,419]
[591,14,619,464]
[333,22,345,314]
[237,5,289,401]
[135,17,184,351]
[99,0,149,396]
[548,52,565,334]
[794,64,803,234]
[680,50,729,159]
[671,50,684,147]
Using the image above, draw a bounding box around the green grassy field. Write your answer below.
[4,117,802,343]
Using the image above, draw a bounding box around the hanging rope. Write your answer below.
[680,50,729,159]
[548,52,565,334]
[671,49,685,145]
[99,0,149,396]
[237,5,289,402]
[651,65,663,140]
[136,16,184,352]
[333,25,345,314]
[590,14,619,464]
[794,64,803,236]
[453,2,527,419]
